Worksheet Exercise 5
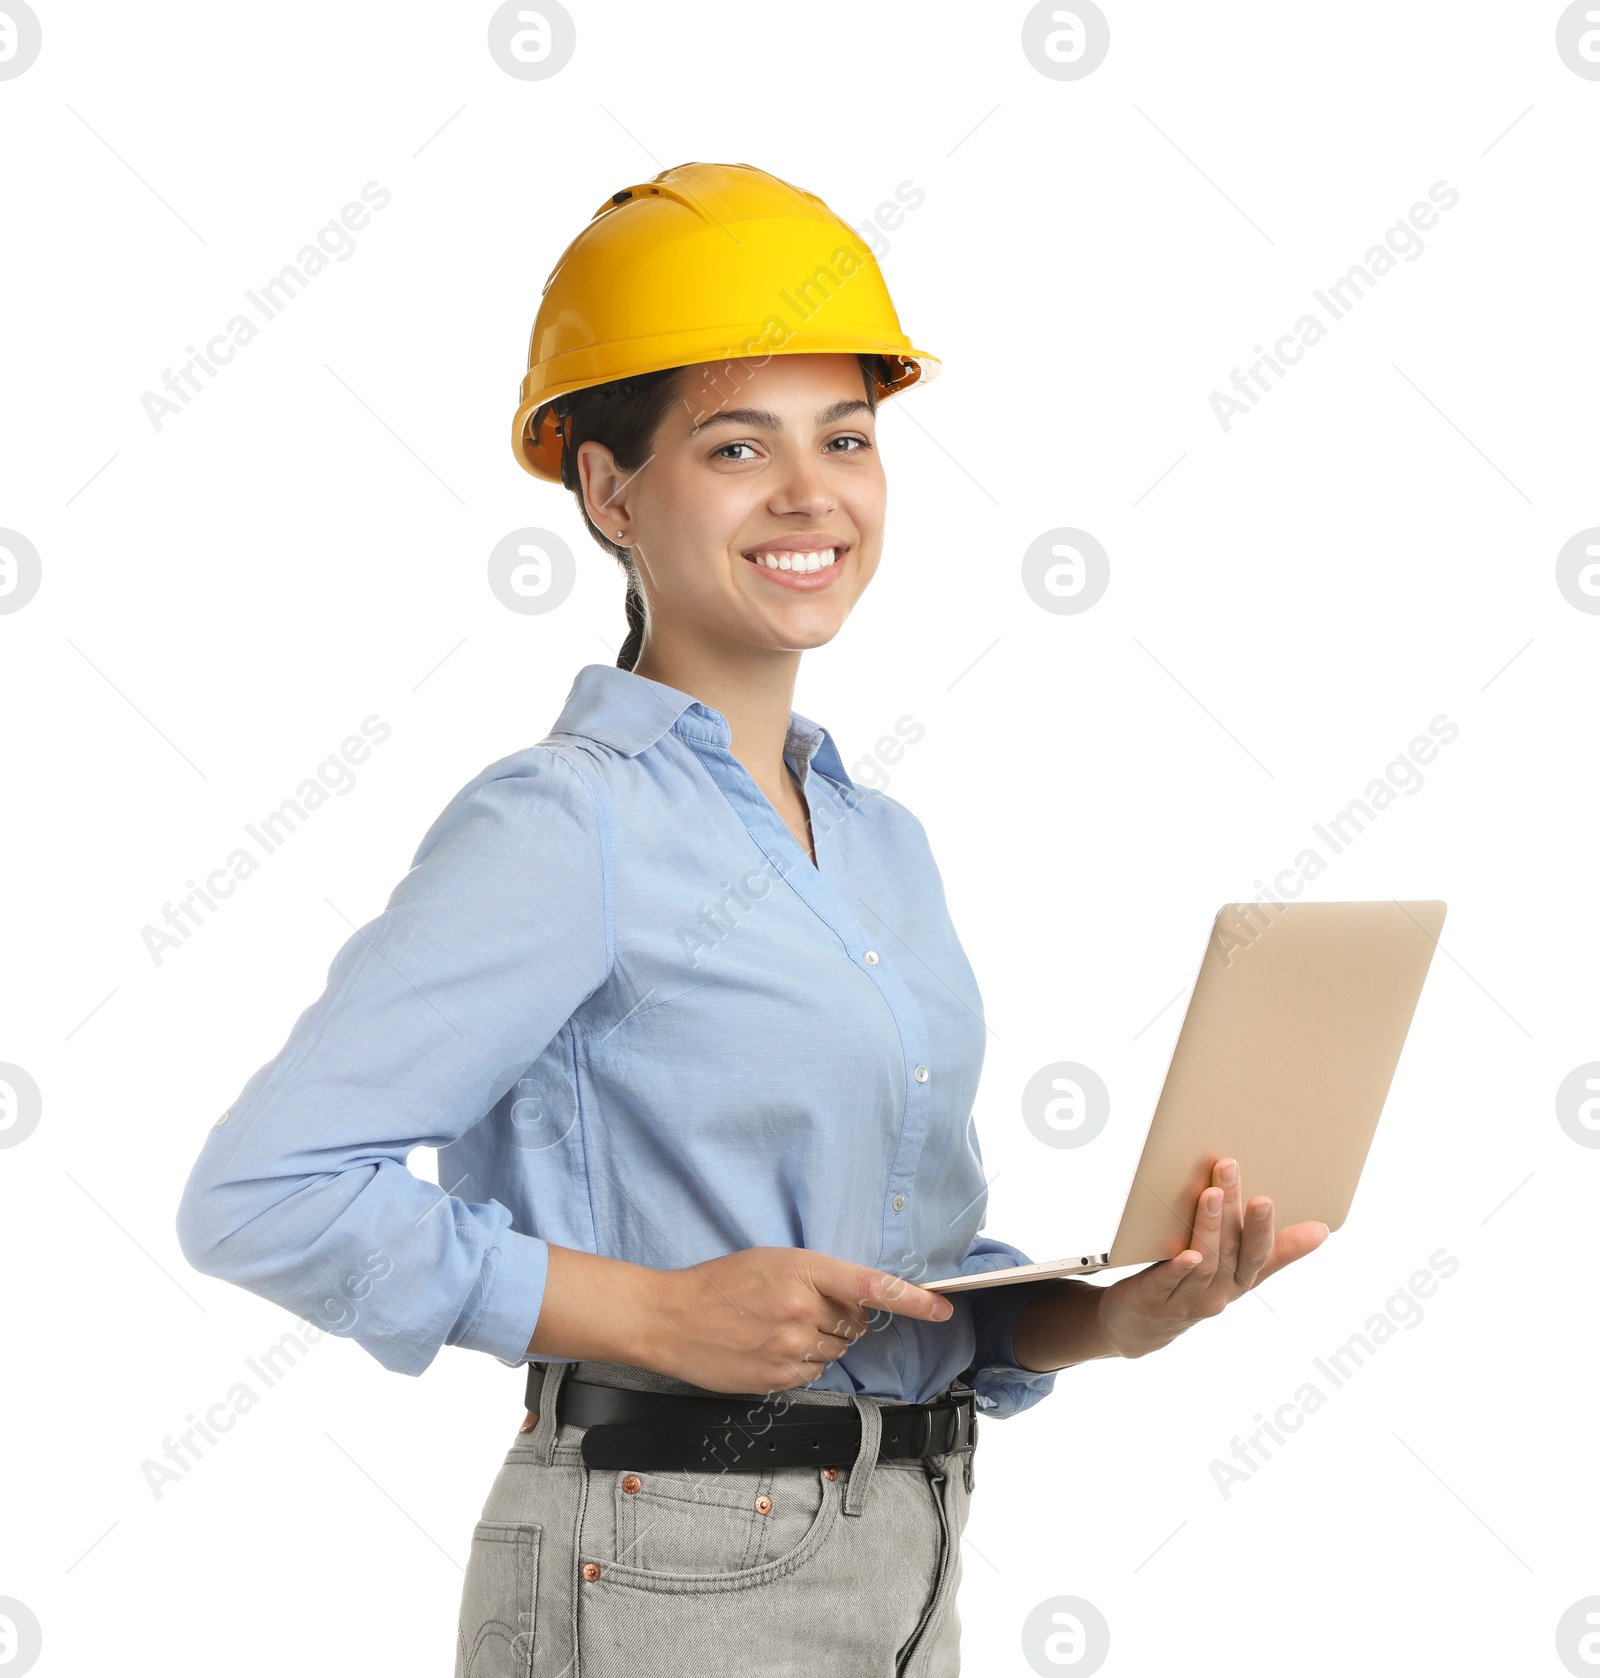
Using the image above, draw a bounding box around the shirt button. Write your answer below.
[863,950,879,966]
[914,1065,930,1083]
[892,1195,906,1211]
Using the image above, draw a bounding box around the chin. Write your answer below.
[764,609,850,652]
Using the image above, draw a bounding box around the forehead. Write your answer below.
[673,353,870,425]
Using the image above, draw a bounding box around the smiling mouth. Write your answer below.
[741,546,845,574]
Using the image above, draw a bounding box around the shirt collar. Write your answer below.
[547,664,853,786]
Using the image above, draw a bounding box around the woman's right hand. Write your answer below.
[530,1243,955,1394]
[645,1246,956,1394]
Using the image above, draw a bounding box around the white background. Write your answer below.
[2,2,1597,1674]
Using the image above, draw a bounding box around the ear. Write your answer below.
[575,439,630,533]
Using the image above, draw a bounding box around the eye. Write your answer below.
[712,441,760,461]
[825,434,871,454]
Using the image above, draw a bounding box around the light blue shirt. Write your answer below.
[176,664,1065,1418]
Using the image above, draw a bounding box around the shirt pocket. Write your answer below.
[455,1519,540,1678]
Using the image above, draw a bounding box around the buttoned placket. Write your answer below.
[671,708,938,1276]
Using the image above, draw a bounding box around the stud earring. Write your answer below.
[615,530,626,541]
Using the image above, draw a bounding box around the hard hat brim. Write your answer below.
[512,343,940,482]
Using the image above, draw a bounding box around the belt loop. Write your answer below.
[842,1394,881,1518]
[527,1361,570,1466]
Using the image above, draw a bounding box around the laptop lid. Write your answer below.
[1105,898,1446,1268]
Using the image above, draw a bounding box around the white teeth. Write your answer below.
[749,548,839,571]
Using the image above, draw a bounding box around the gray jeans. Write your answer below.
[453,1360,977,1677]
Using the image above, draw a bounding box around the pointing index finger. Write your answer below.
[869,1268,956,1321]
[815,1256,954,1322]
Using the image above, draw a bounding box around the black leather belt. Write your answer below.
[530,1368,980,1472]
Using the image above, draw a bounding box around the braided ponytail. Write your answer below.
[618,570,647,673]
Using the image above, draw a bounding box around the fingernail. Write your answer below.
[1218,1161,1238,1185]
[1207,1189,1223,1210]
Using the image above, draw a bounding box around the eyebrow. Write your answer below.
[688,398,873,436]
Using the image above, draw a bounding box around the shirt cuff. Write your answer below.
[962,1277,1077,1420]
[446,1230,551,1367]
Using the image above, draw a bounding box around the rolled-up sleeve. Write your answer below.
[175,748,611,1376]
[955,1238,1075,1420]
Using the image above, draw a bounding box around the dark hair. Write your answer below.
[540,354,888,672]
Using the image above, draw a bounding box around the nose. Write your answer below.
[769,447,836,520]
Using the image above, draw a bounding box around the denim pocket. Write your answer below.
[455,1520,541,1678]
[581,1462,840,1594]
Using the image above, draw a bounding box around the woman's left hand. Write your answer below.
[1097,1157,1329,1360]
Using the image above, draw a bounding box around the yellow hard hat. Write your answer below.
[511,160,939,481]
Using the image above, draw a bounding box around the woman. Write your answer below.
[176,162,1326,1676]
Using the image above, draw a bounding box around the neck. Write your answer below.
[631,632,801,782]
